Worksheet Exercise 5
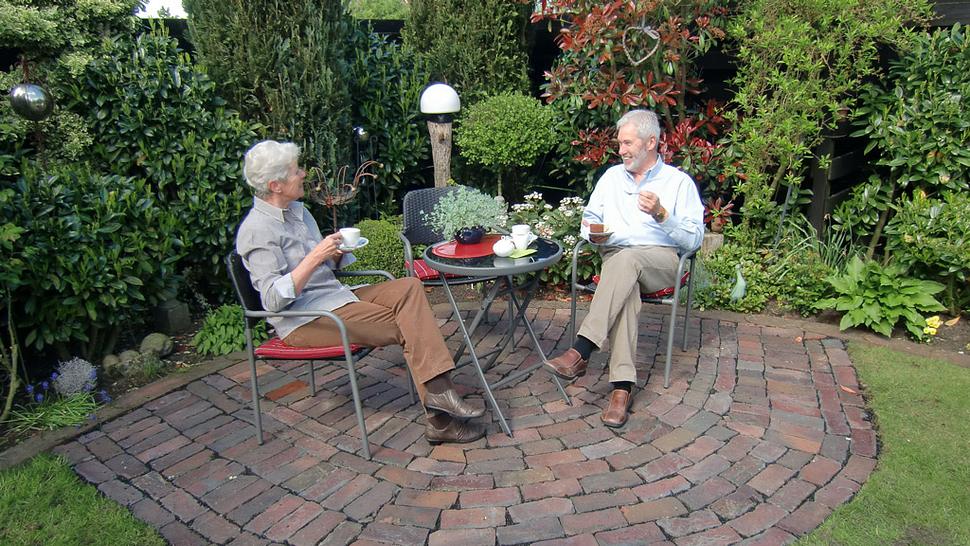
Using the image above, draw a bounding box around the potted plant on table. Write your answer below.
[423,185,507,244]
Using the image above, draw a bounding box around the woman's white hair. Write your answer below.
[616,109,661,143]
[243,140,301,196]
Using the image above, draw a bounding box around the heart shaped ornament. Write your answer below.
[622,25,661,67]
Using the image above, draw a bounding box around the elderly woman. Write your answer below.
[236,140,484,444]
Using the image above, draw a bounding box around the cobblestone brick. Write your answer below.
[728,502,788,537]
[496,515,565,545]
[571,489,638,513]
[376,505,440,529]
[358,522,430,545]
[621,497,687,523]
[429,528,496,546]
[656,508,720,537]
[440,506,506,529]
[594,522,666,545]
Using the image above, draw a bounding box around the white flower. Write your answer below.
[564,210,574,217]
[564,235,577,245]
[544,204,553,210]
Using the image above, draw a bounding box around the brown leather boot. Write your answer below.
[601,389,632,428]
[424,389,486,419]
[425,418,486,444]
[544,348,588,380]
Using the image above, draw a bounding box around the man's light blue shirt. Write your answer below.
[580,158,704,253]
[236,197,357,340]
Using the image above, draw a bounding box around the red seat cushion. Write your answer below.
[407,259,462,282]
[254,336,365,359]
[590,271,690,300]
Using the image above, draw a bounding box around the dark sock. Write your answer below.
[573,336,596,361]
[611,381,634,392]
[424,372,452,395]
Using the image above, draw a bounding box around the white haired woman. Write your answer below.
[236,140,484,444]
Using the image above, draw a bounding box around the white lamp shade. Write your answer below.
[420,83,460,114]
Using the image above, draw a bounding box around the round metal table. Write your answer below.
[422,238,569,436]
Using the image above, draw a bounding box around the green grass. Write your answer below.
[800,343,970,545]
[0,453,164,546]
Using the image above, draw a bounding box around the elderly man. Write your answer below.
[545,110,704,427]
[236,140,484,444]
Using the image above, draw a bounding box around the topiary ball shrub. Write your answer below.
[345,216,406,284]
[456,92,557,195]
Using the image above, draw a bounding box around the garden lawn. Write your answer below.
[801,343,970,545]
[0,453,164,546]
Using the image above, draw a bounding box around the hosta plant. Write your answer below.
[815,256,945,339]
[193,304,269,356]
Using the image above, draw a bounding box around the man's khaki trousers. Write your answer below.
[577,245,678,384]
[284,277,454,404]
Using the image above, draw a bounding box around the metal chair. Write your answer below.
[567,240,698,388]
[398,186,497,288]
[226,251,410,460]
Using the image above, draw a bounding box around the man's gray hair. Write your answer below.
[243,140,301,197]
[616,109,661,143]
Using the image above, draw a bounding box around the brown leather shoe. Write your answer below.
[601,389,632,428]
[544,348,588,380]
[424,389,486,419]
[426,418,486,444]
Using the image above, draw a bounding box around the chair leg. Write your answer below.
[406,368,416,405]
[682,259,697,351]
[664,285,682,389]
[245,329,263,444]
[309,360,317,396]
[344,357,371,460]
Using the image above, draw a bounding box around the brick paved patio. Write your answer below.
[53,301,876,545]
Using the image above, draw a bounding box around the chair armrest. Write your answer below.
[398,232,417,277]
[336,270,395,281]
[243,309,355,353]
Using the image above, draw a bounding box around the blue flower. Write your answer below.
[40,381,49,390]
[97,390,112,404]
[88,369,98,380]
[51,372,59,380]
[88,414,97,421]
[25,384,34,394]
[35,393,44,403]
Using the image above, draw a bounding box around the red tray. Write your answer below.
[432,234,502,259]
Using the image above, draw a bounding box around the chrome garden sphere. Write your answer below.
[8,83,54,121]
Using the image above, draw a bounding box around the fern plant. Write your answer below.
[815,256,945,340]
[193,304,269,356]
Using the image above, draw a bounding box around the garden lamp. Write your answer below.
[419,83,460,187]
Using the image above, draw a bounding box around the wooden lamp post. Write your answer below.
[419,83,460,188]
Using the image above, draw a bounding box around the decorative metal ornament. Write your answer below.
[622,24,661,67]
[8,83,54,121]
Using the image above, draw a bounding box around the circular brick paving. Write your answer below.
[55,304,877,545]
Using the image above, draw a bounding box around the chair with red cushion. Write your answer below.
[398,186,496,287]
[227,251,412,460]
[567,240,698,388]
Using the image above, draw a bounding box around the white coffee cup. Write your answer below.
[511,224,531,236]
[339,227,361,248]
[512,232,534,250]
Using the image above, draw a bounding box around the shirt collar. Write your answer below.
[623,156,665,192]
[252,197,304,223]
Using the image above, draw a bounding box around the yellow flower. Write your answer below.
[925,316,942,329]
[923,326,938,336]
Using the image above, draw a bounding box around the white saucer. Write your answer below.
[588,231,613,244]
[339,237,369,252]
